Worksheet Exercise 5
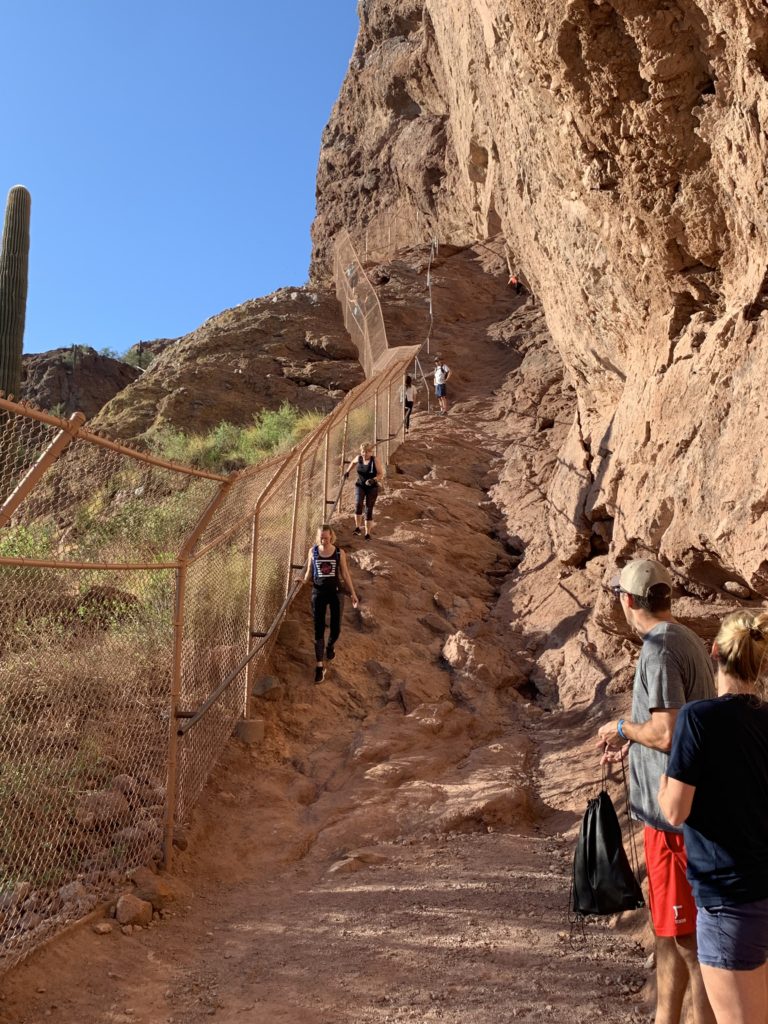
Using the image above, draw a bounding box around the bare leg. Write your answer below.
[656,935,689,1024]
[675,933,716,1024]
[699,962,767,1024]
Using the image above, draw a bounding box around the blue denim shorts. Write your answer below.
[697,897,768,971]
[435,384,446,397]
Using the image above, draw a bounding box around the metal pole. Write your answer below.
[286,457,304,599]
[0,410,86,529]
[373,387,379,451]
[245,506,261,707]
[322,429,330,522]
[163,560,187,870]
[339,413,349,478]
[385,377,392,464]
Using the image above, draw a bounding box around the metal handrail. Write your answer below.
[176,579,304,736]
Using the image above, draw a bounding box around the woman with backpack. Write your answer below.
[299,524,358,684]
[659,610,768,1024]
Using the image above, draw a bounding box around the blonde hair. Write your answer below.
[316,524,336,545]
[714,610,768,694]
[360,442,374,455]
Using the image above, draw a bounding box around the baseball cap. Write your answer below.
[610,558,672,599]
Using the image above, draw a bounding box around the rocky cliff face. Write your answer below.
[312,0,768,599]
[93,286,363,439]
[21,347,141,420]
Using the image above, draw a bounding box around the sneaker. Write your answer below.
[364,532,371,540]
[353,527,362,536]
[314,666,325,683]
[326,643,335,661]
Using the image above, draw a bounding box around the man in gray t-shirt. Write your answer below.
[597,559,716,1024]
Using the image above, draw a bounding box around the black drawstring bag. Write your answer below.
[572,765,645,917]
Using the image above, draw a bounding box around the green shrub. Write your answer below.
[148,403,323,473]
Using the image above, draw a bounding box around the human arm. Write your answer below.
[658,774,695,827]
[345,458,356,479]
[297,547,313,585]
[373,454,384,480]
[339,550,359,607]
[597,708,679,755]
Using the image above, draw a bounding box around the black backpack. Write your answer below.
[572,787,645,917]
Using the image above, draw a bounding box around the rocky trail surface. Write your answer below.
[1,289,656,1023]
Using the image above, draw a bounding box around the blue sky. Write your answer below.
[1,2,360,355]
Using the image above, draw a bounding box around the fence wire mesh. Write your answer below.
[0,229,419,973]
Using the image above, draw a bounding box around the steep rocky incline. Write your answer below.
[20,347,141,419]
[312,0,768,601]
[92,286,364,439]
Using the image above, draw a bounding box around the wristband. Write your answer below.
[617,718,628,741]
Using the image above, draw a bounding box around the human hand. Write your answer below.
[352,595,359,609]
[600,741,630,766]
[597,721,625,749]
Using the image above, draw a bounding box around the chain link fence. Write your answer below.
[0,232,419,971]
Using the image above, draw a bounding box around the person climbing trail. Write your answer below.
[432,356,451,415]
[400,374,416,433]
[299,525,358,684]
[345,442,382,540]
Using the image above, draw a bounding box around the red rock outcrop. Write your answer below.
[93,286,363,439]
[311,0,768,599]
[21,347,140,420]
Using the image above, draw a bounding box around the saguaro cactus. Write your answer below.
[0,185,31,398]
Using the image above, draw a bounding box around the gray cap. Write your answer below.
[611,558,672,599]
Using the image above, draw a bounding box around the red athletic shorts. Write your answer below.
[644,826,697,937]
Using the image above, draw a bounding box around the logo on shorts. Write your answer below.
[673,904,687,926]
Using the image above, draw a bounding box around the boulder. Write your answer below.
[115,893,153,927]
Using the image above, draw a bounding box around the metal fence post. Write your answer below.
[373,387,379,453]
[385,377,392,464]
[322,429,330,522]
[286,455,304,598]
[245,506,261,706]
[163,560,187,870]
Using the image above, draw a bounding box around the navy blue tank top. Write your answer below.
[312,544,340,588]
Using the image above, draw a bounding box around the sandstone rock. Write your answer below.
[235,717,266,744]
[21,346,140,419]
[310,0,768,602]
[115,894,153,927]
[75,790,130,830]
[128,867,185,911]
[93,922,113,935]
[0,881,31,912]
[252,675,280,698]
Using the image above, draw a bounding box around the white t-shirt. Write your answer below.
[434,364,449,385]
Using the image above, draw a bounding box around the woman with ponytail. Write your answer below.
[659,609,768,1024]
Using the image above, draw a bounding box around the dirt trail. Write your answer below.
[1,294,654,1024]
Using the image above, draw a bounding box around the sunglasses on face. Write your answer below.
[610,585,625,599]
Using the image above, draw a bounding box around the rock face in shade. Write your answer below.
[311,0,768,598]
[20,347,141,420]
[92,286,363,439]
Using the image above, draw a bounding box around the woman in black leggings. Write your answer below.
[346,442,382,540]
[300,525,358,683]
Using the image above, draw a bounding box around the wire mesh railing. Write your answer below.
[0,231,417,971]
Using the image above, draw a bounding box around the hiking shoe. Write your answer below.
[314,666,325,684]
[364,532,371,540]
[353,527,362,536]
[326,643,336,661]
